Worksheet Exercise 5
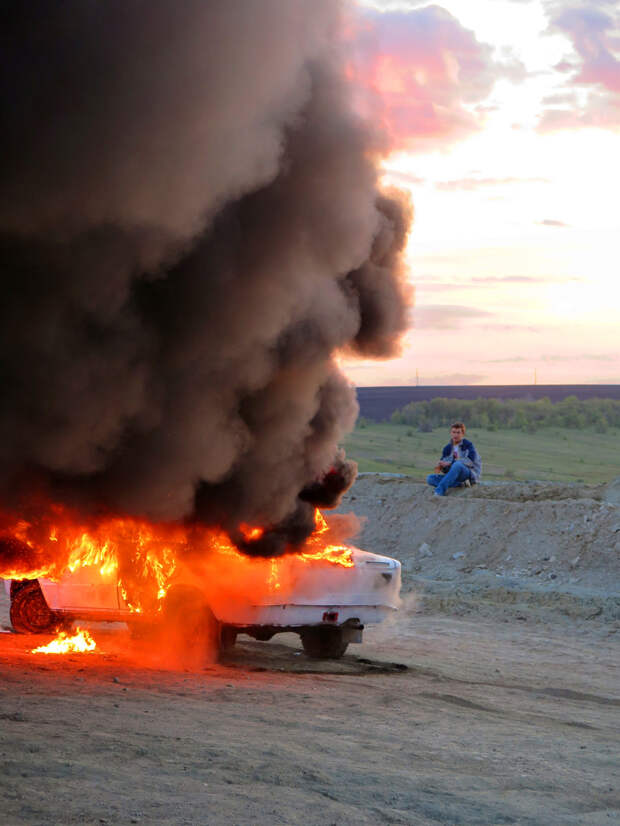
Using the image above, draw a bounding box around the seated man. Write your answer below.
[426,421,481,497]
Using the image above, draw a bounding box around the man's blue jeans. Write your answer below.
[426,461,472,495]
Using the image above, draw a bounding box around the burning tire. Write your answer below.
[9,580,66,634]
[162,585,221,664]
[127,622,157,640]
[220,625,238,650]
[300,626,348,659]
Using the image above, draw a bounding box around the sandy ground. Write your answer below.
[1,476,619,825]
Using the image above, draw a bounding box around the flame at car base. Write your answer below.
[32,627,96,655]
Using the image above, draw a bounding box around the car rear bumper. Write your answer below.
[216,602,397,627]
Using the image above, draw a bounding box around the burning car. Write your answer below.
[2,511,401,660]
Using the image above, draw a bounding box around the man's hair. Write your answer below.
[451,421,466,433]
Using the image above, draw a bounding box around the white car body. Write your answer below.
[4,546,401,655]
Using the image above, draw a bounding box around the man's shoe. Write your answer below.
[433,491,444,497]
[462,479,471,488]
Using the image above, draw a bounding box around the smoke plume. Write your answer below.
[0,1,411,556]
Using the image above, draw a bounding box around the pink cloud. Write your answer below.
[552,6,620,92]
[352,5,517,151]
[538,92,620,131]
[539,3,620,130]
[413,303,492,329]
[537,218,570,226]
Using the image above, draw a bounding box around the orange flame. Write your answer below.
[298,510,354,567]
[239,524,264,541]
[1,506,354,614]
[1,509,184,613]
[298,544,354,567]
[267,558,282,592]
[32,627,96,654]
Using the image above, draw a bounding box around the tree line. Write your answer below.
[389,396,620,433]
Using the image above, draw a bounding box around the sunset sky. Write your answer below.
[342,0,620,386]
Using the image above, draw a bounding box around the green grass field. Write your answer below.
[343,422,619,484]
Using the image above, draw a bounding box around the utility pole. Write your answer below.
[416,368,419,387]
[534,368,537,385]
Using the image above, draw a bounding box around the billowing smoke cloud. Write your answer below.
[0,1,411,557]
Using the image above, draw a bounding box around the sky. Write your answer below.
[341,0,620,385]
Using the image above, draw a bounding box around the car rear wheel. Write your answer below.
[300,626,348,659]
[127,622,157,640]
[220,626,238,650]
[162,586,221,664]
[10,581,68,634]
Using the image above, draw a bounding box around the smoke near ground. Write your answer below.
[0,1,412,556]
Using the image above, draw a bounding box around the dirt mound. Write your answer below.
[603,476,620,505]
[337,474,620,623]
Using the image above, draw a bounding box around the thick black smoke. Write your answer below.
[0,1,412,556]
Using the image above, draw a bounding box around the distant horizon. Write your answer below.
[354,382,620,422]
[355,382,620,388]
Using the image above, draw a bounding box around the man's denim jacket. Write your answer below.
[439,438,481,481]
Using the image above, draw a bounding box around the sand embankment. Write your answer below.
[336,474,620,623]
